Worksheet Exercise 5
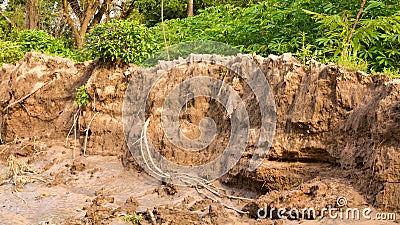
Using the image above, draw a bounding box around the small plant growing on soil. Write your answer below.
[74,85,90,108]
[67,85,91,158]
[124,213,143,224]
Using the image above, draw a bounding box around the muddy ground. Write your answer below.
[0,52,399,224]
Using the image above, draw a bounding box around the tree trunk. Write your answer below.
[105,0,111,23]
[26,0,38,29]
[120,1,136,19]
[187,0,194,17]
[62,0,104,49]
[75,35,83,49]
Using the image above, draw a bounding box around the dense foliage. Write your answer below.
[0,40,23,66]
[85,20,158,64]
[1,0,399,76]
[0,30,86,64]
[17,30,77,59]
[74,85,90,107]
[131,0,259,26]
[146,0,400,73]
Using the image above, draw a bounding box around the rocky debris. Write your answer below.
[80,189,140,225]
[243,177,367,219]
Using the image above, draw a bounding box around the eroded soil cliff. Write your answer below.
[0,52,399,224]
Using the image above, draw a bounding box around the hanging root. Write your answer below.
[13,190,29,206]
[178,174,251,214]
[137,117,252,215]
[65,108,80,146]
[139,117,170,179]
[65,108,81,158]
[83,112,99,156]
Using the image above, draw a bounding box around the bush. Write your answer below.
[305,5,400,72]
[74,85,90,108]
[0,40,24,66]
[85,20,159,64]
[146,0,400,73]
[16,30,83,61]
[132,0,260,26]
[148,3,317,58]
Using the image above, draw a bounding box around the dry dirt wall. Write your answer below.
[0,53,88,141]
[0,53,132,158]
[249,54,400,211]
[0,52,399,211]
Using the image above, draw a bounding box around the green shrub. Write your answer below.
[85,20,159,64]
[305,7,400,72]
[142,40,241,67]
[124,213,143,224]
[0,40,24,66]
[148,2,319,58]
[74,86,90,108]
[16,30,83,61]
[17,30,66,53]
[132,0,260,26]
[145,0,400,73]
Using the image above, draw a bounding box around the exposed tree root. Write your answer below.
[2,80,55,112]
[83,112,99,156]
